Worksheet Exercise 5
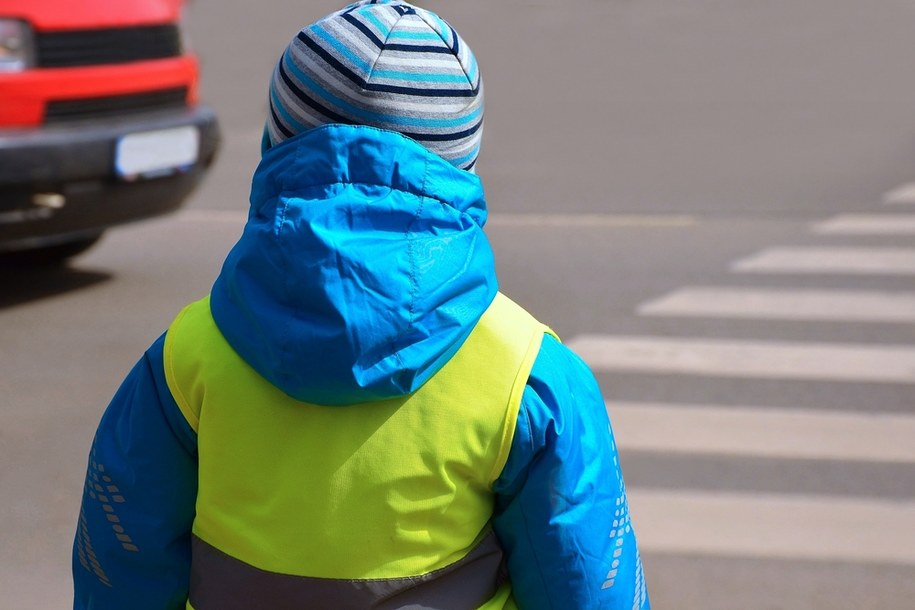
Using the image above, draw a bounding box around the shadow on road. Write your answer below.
[0,264,111,309]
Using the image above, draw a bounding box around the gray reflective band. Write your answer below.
[189,531,507,610]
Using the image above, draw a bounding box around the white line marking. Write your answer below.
[567,335,915,383]
[813,214,915,235]
[637,287,915,323]
[731,247,915,275]
[884,183,915,205]
[628,488,915,564]
[608,401,915,462]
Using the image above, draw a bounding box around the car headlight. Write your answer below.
[0,19,34,72]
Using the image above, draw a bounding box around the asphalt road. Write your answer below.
[3,1,915,608]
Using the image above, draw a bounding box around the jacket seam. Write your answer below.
[163,305,200,432]
[388,156,431,375]
[516,449,558,610]
[262,179,460,211]
[488,326,545,484]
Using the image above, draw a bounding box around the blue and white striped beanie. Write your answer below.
[265,0,484,171]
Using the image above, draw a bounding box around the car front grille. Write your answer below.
[35,24,182,68]
[44,87,189,124]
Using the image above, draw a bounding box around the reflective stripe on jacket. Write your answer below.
[163,292,549,610]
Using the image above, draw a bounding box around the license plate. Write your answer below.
[115,126,200,180]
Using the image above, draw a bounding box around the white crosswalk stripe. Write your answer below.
[567,335,915,383]
[627,489,915,564]
[607,401,915,463]
[731,246,915,275]
[884,182,915,205]
[637,286,915,322]
[812,214,915,235]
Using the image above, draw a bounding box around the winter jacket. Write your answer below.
[73,124,649,610]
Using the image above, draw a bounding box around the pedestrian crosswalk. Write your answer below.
[566,185,915,574]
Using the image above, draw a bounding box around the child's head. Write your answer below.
[265,0,484,171]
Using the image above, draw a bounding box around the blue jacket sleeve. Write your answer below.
[492,334,649,610]
[73,334,198,610]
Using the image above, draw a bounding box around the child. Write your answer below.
[73,2,649,608]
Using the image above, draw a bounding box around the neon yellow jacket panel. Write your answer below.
[165,292,546,607]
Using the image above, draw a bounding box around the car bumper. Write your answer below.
[0,104,220,251]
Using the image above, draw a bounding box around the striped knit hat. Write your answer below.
[265,0,484,171]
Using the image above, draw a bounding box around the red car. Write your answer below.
[0,0,219,263]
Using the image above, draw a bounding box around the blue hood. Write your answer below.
[210,125,497,406]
